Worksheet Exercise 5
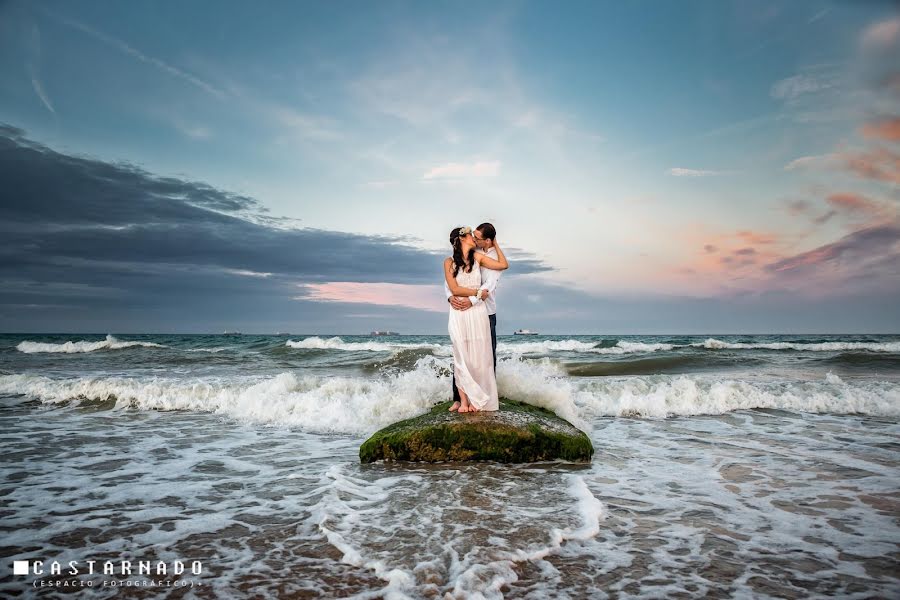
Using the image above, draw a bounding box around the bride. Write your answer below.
[443,226,509,413]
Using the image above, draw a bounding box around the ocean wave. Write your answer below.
[499,340,602,353]
[695,338,900,352]
[502,338,900,355]
[499,340,676,355]
[576,372,900,418]
[2,361,897,430]
[286,336,451,355]
[565,354,758,376]
[815,352,900,369]
[0,357,583,432]
[16,334,166,354]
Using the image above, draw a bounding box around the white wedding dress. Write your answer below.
[448,259,499,411]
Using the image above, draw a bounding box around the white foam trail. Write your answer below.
[16,334,166,354]
[286,336,450,355]
[503,475,605,563]
[695,338,900,352]
[311,465,417,599]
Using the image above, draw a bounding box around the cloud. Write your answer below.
[270,106,342,141]
[843,146,900,184]
[860,17,900,51]
[770,74,833,100]
[667,168,725,177]
[785,199,810,215]
[29,69,55,115]
[860,117,900,141]
[808,8,831,24]
[44,9,225,99]
[765,224,900,273]
[826,192,886,218]
[784,147,900,184]
[296,282,446,312]
[784,154,839,171]
[736,230,777,245]
[423,161,501,180]
[27,26,54,115]
[0,125,552,331]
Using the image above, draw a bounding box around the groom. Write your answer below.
[445,222,501,412]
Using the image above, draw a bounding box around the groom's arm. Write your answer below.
[477,250,502,296]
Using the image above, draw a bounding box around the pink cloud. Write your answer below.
[296,282,447,313]
[736,230,777,245]
[843,147,900,184]
[860,117,900,142]
[826,192,883,216]
[861,17,900,50]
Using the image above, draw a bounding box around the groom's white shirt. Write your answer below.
[444,247,500,316]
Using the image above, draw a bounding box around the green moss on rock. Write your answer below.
[359,398,593,463]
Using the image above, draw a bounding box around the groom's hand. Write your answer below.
[449,296,473,311]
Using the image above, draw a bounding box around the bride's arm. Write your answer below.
[475,242,508,270]
[444,258,480,296]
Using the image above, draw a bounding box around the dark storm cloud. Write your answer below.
[0,126,551,330]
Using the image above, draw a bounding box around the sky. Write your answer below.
[0,0,898,334]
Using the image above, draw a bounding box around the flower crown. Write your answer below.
[457,226,472,237]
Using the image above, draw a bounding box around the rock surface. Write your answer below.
[359,398,593,463]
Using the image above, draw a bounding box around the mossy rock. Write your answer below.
[359,398,593,463]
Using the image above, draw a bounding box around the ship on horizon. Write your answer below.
[370,330,399,336]
[513,329,539,336]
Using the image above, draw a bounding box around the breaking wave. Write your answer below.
[16,335,166,354]
[1,357,897,431]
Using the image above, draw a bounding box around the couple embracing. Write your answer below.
[443,223,508,413]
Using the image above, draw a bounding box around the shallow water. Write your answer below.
[1,333,898,597]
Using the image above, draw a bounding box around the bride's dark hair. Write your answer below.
[449,227,475,278]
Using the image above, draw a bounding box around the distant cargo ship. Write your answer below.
[513,329,539,335]
[370,330,399,336]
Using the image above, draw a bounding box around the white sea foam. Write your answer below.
[0,360,449,434]
[501,337,900,355]
[286,336,451,355]
[16,334,166,354]
[498,339,602,353]
[496,358,588,430]
[500,340,672,355]
[2,359,898,433]
[695,338,900,352]
[184,347,228,353]
[577,371,900,418]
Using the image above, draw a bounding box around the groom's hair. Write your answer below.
[476,222,496,240]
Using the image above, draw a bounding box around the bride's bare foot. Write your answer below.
[458,389,471,413]
[469,403,480,413]
[449,401,460,412]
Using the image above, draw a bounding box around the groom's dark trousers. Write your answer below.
[452,314,496,403]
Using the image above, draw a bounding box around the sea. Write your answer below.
[1,332,898,598]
